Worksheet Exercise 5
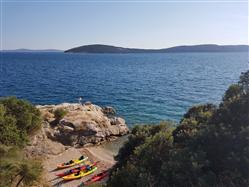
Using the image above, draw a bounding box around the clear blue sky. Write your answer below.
[1,1,248,50]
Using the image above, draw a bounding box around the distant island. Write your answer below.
[1,49,62,53]
[65,44,249,53]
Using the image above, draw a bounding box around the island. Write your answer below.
[65,44,249,53]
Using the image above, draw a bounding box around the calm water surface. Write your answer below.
[0,52,248,126]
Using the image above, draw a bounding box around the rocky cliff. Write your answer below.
[25,103,129,158]
[39,103,128,146]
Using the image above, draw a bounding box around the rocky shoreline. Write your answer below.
[23,102,129,186]
[25,102,129,158]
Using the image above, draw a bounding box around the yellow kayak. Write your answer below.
[57,156,88,169]
[62,166,97,180]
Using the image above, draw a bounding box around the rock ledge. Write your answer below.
[37,103,129,147]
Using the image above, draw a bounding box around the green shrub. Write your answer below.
[0,97,41,146]
[53,108,68,120]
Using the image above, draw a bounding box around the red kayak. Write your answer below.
[78,170,109,186]
[56,161,98,177]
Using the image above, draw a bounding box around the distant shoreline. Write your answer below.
[2,44,249,53]
[65,44,249,54]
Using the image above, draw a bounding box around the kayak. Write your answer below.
[62,166,97,180]
[78,170,109,186]
[57,156,88,169]
[56,161,98,177]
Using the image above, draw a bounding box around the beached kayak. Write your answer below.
[62,166,97,180]
[57,156,88,169]
[78,170,109,186]
[56,161,98,177]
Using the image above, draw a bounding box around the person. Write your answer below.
[86,165,91,171]
[78,97,83,105]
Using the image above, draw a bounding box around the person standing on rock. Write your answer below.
[78,96,83,105]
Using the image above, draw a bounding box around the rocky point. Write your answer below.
[37,103,129,147]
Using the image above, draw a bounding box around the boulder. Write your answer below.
[37,103,129,147]
[84,101,92,106]
[24,126,66,158]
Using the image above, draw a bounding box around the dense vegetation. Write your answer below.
[108,70,249,187]
[0,97,41,146]
[0,97,43,186]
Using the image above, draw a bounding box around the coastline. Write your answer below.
[26,102,129,186]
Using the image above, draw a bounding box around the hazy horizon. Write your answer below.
[1,1,248,50]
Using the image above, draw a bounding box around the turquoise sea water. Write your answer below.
[0,52,248,126]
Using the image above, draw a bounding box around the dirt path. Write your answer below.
[43,146,115,187]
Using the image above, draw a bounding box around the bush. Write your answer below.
[53,108,68,120]
[0,97,41,146]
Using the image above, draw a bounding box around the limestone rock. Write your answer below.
[37,103,129,147]
[24,126,66,158]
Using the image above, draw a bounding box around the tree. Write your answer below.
[0,104,24,146]
[0,97,41,134]
[0,97,41,146]
[0,98,43,186]
[0,145,42,187]
[173,104,216,145]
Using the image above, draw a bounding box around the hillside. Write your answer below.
[65,44,155,53]
[65,44,249,53]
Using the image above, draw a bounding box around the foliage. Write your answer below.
[53,108,68,120]
[173,104,216,145]
[108,70,249,187]
[109,121,175,187]
[0,145,42,187]
[0,97,41,146]
[0,97,43,186]
[114,121,175,170]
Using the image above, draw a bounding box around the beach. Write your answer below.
[43,143,118,187]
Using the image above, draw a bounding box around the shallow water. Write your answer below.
[99,136,129,156]
[0,52,248,126]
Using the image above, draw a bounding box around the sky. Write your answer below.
[0,0,248,50]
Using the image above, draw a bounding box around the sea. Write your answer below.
[0,52,248,126]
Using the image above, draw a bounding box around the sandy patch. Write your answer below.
[43,146,115,187]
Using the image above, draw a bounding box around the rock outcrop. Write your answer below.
[24,123,66,158]
[37,103,129,147]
